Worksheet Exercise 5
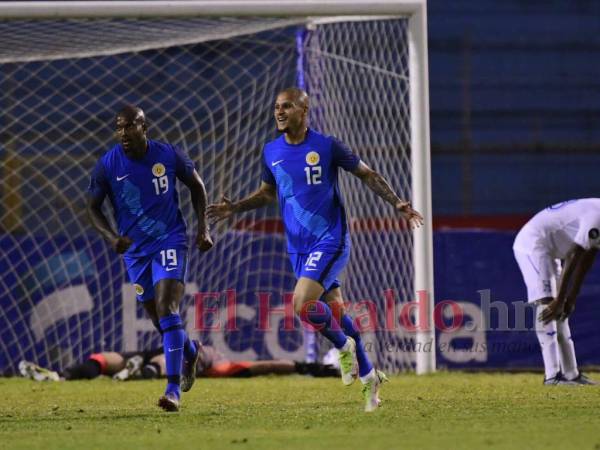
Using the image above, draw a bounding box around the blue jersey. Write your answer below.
[261,129,360,254]
[88,140,194,257]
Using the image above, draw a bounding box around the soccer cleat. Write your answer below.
[113,355,143,381]
[568,373,598,385]
[18,361,60,382]
[362,369,388,413]
[338,337,357,386]
[181,340,200,392]
[543,376,561,386]
[158,393,180,412]
[543,372,577,386]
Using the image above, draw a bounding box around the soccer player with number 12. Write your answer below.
[208,88,423,412]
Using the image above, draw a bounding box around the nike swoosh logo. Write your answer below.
[168,347,183,352]
[165,267,177,271]
[272,159,284,166]
[116,174,129,181]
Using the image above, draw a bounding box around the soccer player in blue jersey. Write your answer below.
[207,88,423,412]
[87,105,213,412]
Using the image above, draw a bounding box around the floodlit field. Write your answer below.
[2,372,600,450]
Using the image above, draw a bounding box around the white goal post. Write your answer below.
[0,0,434,374]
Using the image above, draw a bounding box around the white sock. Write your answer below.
[557,318,579,380]
[340,338,351,352]
[360,368,376,384]
[535,305,560,380]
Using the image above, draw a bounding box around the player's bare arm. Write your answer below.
[541,245,598,323]
[86,195,132,253]
[182,169,213,252]
[351,161,424,228]
[561,248,598,319]
[207,182,276,223]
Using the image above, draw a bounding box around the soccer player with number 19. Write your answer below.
[87,105,213,412]
[207,88,423,412]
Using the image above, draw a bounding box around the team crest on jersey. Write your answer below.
[152,163,166,177]
[134,284,144,296]
[306,151,320,166]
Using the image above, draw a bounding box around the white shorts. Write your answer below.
[513,249,561,303]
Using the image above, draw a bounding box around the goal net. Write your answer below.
[0,8,431,375]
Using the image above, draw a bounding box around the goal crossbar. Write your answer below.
[0,1,425,19]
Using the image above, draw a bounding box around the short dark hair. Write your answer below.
[117,105,145,124]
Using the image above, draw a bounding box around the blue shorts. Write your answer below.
[289,248,350,292]
[123,247,188,302]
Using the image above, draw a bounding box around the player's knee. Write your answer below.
[154,279,184,316]
[294,295,322,317]
[155,300,178,318]
[293,295,307,316]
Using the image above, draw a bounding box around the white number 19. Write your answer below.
[160,249,177,267]
[152,175,169,195]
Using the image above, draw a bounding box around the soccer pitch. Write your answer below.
[2,373,600,450]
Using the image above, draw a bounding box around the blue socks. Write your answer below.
[152,317,196,362]
[340,314,373,377]
[159,313,185,399]
[302,301,347,349]
[183,337,197,361]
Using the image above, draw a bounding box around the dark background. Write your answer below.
[429,0,600,218]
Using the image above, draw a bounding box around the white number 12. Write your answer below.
[304,166,322,185]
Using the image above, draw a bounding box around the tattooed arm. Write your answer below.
[352,161,423,228]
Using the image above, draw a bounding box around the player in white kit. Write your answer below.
[513,199,600,385]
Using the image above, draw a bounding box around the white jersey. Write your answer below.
[513,198,600,258]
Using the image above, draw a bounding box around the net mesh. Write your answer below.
[0,16,416,375]
[303,19,414,370]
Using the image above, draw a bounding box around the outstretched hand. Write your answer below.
[111,235,133,254]
[206,195,235,224]
[395,201,424,229]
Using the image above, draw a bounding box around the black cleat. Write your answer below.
[543,372,576,386]
[568,373,598,385]
[158,393,180,412]
[181,340,200,393]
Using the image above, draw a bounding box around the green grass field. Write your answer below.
[2,372,600,450]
